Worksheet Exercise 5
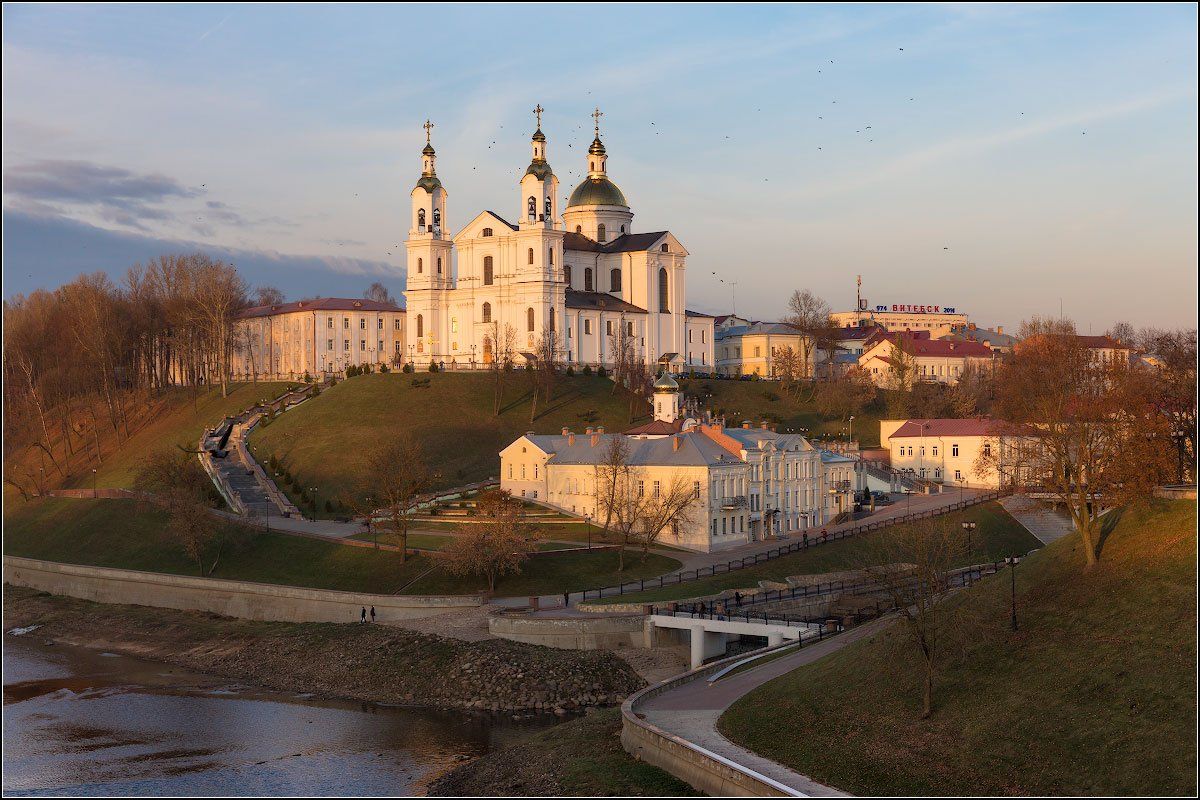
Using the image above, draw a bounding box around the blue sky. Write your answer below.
[3,3,1196,330]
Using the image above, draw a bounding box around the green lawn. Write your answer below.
[718,499,1198,796]
[247,372,642,515]
[588,502,1038,605]
[3,497,680,598]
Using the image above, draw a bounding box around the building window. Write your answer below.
[417,257,423,274]
[343,317,349,329]
[527,248,534,265]
[548,248,554,266]
[360,339,366,351]
[451,318,458,333]
[658,268,670,312]
[527,307,535,332]
[343,339,350,351]
[575,225,582,233]
[549,308,555,332]
[952,444,959,457]
[327,339,333,351]
[637,480,644,498]
[360,319,366,330]
[610,268,621,292]
[584,267,593,292]
[606,320,614,336]
[482,227,493,237]
[394,319,401,331]
[597,223,606,242]
[327,317,333,328]
[694,480,701,499]
[416,314,423,339]
[584,319,592,335]
[661,243,669,252]
[482,302,492,323]
[437,257,442,274]
[564,265,572,285]
[483,256,493,285]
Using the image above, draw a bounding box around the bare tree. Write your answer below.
[634,473,698,559]
[253,286,286,306]
[353,431,435,563]
[485,321,517,417]
[437,490,535,592]
[783,289,831,380]
[364,282,395,305]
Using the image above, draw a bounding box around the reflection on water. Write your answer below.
[3,636,560,796]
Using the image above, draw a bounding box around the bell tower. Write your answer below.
[404,119,453,367]
[519,104,560,229]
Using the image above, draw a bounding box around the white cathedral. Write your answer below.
[404,108,715,372]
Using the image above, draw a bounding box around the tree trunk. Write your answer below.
[921,659,934,719]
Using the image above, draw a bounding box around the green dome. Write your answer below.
[567,176,628,208]
[525,160,554,180]
[414,174,442,193]
[653,372,679,392]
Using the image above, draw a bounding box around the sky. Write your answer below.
[3,3,1196,331]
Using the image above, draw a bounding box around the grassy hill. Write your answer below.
[3,497,680,597]
[718,499,1197,796]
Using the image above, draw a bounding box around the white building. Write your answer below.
[499,374,855,552]
[860,332,995,387]
[404,110,715,373]
[881,417,1022,489]
[232,298,406,380]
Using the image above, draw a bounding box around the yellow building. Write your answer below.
[714,322,812,378]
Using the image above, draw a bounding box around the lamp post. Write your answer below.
[584,512,593,550]
[310,487,318,515]
[1170,427,1187,483]
[1004,556,1020,630]
[91,468,98,498]
[961,520,977,555]
[366,496,375,548]
[848,415,855,443]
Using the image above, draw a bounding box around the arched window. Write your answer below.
[584,267,594,292]
[527,248,534,265]
[610,268,622,292]
[620,225,626,234]
[416,314,424,338]
[575,225,582,233]
[658,267,670,313]
[597,223,606,242]
[417,257,423,274]
[482,302,492,323]
[418,209,426,229]
[527,196,536,218]
[549,248,554,266]
[437,257,442,274]
[661,243,669,252]
[590,160,595,171]
[549,308,555,332]
[564,265,572,285]
[527,307,535,332]
[483,256,493,285]
[481,227,493,237]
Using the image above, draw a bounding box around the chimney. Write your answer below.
[997,325,1003,335]
[561,427,570,436]
[742,420,752,429]
[596,426,605,434]
[672,436,682,452]
[591,433,600,447]
[585,427,594,435]
[568,433,576,446]
[760,421,769,430]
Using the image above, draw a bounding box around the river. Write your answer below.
[3,634,561,796]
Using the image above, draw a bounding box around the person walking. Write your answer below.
[360,607,367,623]
[370,606,376,623]
[803,532,809,548]
[734,591,743,606]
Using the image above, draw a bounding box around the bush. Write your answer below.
[429,362,440,373]
[325,500,333,513]
[380,363,390,373]
[597,366,608,377]
[565,365,575,376]
[269,454,279,471]
[582,364,593,376]
[402,362,413,373]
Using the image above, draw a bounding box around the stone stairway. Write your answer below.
[1000,494,1076,545]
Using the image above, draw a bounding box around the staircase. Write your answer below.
[1000,495,1075,545]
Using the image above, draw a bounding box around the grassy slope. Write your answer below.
[2,497,679,597]
[248,372,638,511]
[681,376,888,447]
[591,501,1037,604]
[428,707,700,797]
[718,499,1197,796]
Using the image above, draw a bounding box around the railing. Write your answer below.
[653,608,827,632]
[575,490,1005,601]
[717,495,748,510]
[655,560,1005,617]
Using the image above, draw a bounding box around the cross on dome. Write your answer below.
[423,119,435,143]
[533,104,544,128]
[591,107,604,137]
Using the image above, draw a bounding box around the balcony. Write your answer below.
[715,495,748,511]
[827,480,853,494]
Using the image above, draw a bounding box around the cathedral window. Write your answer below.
[575,225,582,233]
[658,268,670,312]
[482,302,491,323]
[527,248,534,265]
[417,257,423,274]
[584,267,593,292]
[483,256,493,285]
[549,308,556,332]
[661,243,669,252]
[610,268,621,292]
[482,227,493,237]
[527,308,535,332]
[584,319,592,335]
[416,314,423,339]
[597,223,606,243]
[620,225,626,234]
[437,257,442,274]
[548,248,554,266]
[564,265,572,285]
[418,209,426,229]
[451,318,458,333]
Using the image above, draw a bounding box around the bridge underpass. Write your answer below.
[650,612,824,669]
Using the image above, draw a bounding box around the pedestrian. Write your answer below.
[734,591,743,606]
[563,591,569,608]
[370,606,376,623]
[822,527,828,543]
[803,532,809,548]
[360,606,366,623]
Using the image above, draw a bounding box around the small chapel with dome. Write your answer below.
[403,106,714,372]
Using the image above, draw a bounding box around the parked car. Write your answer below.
[872,492,894,505]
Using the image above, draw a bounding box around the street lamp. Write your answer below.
[584,512,593,550]
[91,468,98,498]
[961,520,977,555]
[1004,556,1020,630]
[848,415,855,443]
[1170,427,1188,483]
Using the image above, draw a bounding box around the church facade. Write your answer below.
[404,110,715,372]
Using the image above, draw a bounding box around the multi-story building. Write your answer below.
[859,332,994,387]
[938,323,1017,354]
[231,298,406,380]
[714,322,811,378]
[403,109,715,374]
[881,417,1028,489]
[499,374,854,552]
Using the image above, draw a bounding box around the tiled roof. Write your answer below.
[564,290,647,314]
[525,430,738,467]
[623,419,684,436]
[1075,335,1130,349]
[685,309,715,318]
[482,210,519,231]
[563,231,669,253]
[888,418,1003,438]
[236,298,403,319]
[868,334,992,358]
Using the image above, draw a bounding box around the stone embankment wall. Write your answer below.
[3,556,479,624]
[489,611,649,649]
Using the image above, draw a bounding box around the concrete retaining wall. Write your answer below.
[4,556,481,625]
[489,611,647,649]
[621,655,801,797]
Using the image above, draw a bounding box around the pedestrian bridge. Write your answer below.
[650,611,825,669]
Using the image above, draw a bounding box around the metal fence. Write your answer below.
[576,490,1005,601]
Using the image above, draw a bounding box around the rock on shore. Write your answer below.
[4,587,643,713]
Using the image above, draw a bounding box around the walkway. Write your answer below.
[1000,494,1075,545]
[637,616,897,797]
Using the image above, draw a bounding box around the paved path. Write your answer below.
[999,494,1075,545]
[637,616,897,797]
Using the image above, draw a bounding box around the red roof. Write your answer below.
[868,334,991,358]
[624,419,684,436]
[1074,335,1130,350]
[889,418,1003,438]
[236,297,403,319]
